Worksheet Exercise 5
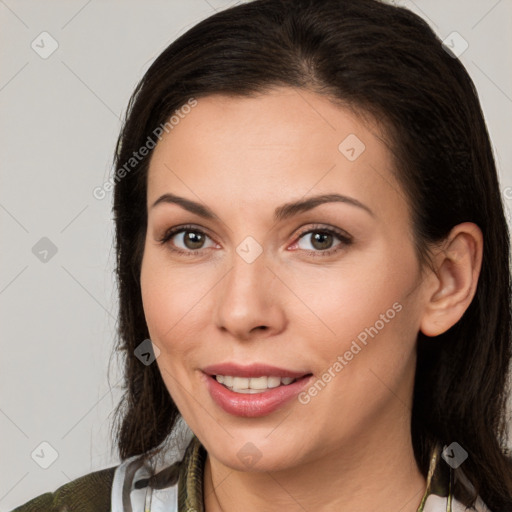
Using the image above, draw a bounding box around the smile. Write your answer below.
[201,363,313,417]
[214,375,297,393]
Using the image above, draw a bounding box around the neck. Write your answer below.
[203,412,426,512]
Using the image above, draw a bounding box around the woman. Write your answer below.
[12,0,512,510]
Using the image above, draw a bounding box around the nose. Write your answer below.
[213,249,287,341]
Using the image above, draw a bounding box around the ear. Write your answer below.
[420,222,483,337]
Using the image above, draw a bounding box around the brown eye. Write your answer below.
[182,230,206,250]
[158,225,217,255]
[293,226,353,256]
[310,232,335,250]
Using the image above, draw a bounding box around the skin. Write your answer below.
[140,87,483,512]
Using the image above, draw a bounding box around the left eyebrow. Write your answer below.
[274,193,374,221]
[151,192,374,221]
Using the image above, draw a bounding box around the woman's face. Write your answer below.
[141,87,430,471]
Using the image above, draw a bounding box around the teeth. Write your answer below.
[233,377,249,389]
[214,375,298,393]
[267,376,281,388]
[248,376,269,390]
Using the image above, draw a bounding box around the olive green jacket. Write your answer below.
[10,466,116,512]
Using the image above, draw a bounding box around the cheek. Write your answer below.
[298,245,421,413]
[140,245,213,358]
[140,254,172,342]
[293,245,419,353]
[140,249,204,407]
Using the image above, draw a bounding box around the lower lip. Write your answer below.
[203,373,313,417]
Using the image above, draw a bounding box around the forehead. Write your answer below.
[146,87,402,220]
[151,88,374,157]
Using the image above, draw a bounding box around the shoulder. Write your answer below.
[10,465,117,512]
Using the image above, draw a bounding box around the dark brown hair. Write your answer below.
[110,0,512,508]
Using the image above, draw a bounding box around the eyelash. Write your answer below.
[157,224,353,258]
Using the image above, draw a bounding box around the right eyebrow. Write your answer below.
[151,193,220,220]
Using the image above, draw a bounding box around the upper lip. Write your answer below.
[202,363,311,379]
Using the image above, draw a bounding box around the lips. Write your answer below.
[202,362,310,379]
[201,363,313,417]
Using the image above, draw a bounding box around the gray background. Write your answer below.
[1,0,511,509]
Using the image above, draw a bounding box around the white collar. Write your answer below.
[111,417,194,512]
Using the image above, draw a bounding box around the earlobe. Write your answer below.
[420,222,483,337]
